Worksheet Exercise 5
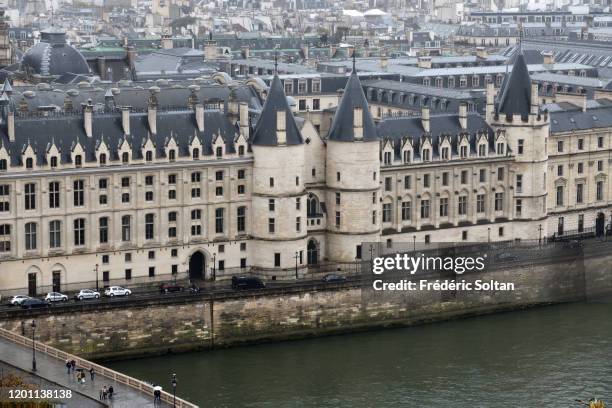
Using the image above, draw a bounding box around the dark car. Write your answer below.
[21,298,50,309]
[160,283,183,293]
[231,276,265,290]
[322,273,347,282]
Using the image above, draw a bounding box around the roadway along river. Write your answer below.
[108,301,612,407]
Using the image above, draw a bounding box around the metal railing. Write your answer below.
[0,327,198,408]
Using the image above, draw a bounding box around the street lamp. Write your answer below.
[171,373,177,407]
[294,251,299,279]
[488,227,491,243]
[413,235,416,252]
[94,263,99,292]
[31,320,36,372]
[368,244,375,270]
[212,253,216,281]
[538,224,543,247]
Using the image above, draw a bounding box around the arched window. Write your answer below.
[192,148,200,160]
[99,153,107,165]
[307,194,320,217]
[307,239,319,265]
[168,149,176,162]
[74,155,82,168]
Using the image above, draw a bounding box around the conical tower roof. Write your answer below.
[327,61,377,142]
[250,74,303,146]
[496,51,532,118]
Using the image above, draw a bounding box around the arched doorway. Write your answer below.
[189,251,206,281]
[307,239,319,265]
[596,212,605,236]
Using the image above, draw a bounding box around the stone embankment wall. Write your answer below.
[1,245,610,360]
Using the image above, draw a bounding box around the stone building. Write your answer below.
[0,50,611,296]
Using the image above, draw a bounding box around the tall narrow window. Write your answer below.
[145,213,155,240]
[0,224,10,252]
[121,215,131,242]
[237,206,246,232]
[49,220,61,249]
[74,218,85,246]
[49,181,60,209]
[24,183,36,210]
[99,217,109,244]
[73,180,85,207]
[215,208,224,233]
[25,222,37,250]
[0,185,9,212]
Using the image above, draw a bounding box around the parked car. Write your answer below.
[45,292,68,302]
[21,298,50,309]
[231,276,265,290]
[159,283,183,293]
[105,286,132,297]
[74,289,100,301]
[8,295,30,306]
[322,273,347,283]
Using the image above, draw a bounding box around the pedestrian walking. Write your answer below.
[70,359,76,372]
[99,388,103,400]
[108,385,114,399]
[102,385,108,400]
[65,360,71,374]
[90,367,95,381]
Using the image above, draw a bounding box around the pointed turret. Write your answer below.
[327,60,377,142]
[251,74,302,146]
[496,51,532,119]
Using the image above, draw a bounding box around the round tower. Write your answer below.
[250,75,307,275]
[487,50,549,238]
[325,64,381,262]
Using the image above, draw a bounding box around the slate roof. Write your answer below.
[550,105,612,133]
[0,109,238,167]
[376,113,497,160]
[327,67,378,142]
[250,74,303,146]
[496,52,532,118]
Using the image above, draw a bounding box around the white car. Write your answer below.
[104,286,131,297]
[75,289,100,301]
[45,292,68,302]
[8,295,30,306]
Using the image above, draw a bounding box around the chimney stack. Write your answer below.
[459,103,467,129]
[421,106,430,133]
[276,110,286,145]
[148,105,157,135]
[417,56,432,69]
[475,46,488,60]
[83,103,93,138]
[7,110,14,142]
[531,82,539,115]
[542,51,554,65]
[380,55,389,70]
[122,106,131,135]
[195,104,204,132]
[486,82,495,122]
[239,102,249,138]
[353,107,363,140]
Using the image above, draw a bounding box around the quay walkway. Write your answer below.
[0,328,196,408]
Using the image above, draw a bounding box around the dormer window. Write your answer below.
[422,149,430,162]
[74,155,82,168]
[169,149,176,162]
[478,144,486,157]
[441,147,449,160]
[0,159,6,171]
[216,146,222,158]
[99,153,107,165]
[145,151,153,162]
[192,148,200,160]
[383,151,392,165]
[497,142,505,155]
[238,145,245,156]
[460,146,468,158]
[50,157,58,168]
[26,158,33,169]
[403,150,411,163]
[122,152,129,164]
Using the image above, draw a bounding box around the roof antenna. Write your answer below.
[274,45,279,75]
[518,22,523,55]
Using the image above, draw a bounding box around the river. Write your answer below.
[108,301,612,407]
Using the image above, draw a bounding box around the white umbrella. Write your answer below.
[153,386,162,391]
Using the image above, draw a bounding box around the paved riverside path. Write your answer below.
[0,336,170,408]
